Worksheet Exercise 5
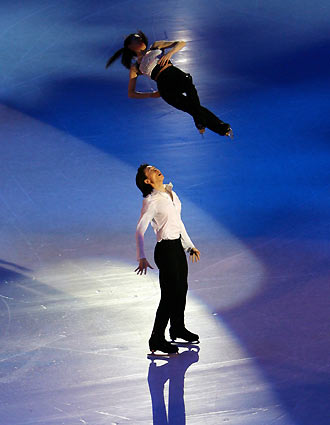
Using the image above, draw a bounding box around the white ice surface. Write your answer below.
[0,106,295,424]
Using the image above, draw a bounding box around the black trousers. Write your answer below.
[156,66,230,136]
[152,238,188,338]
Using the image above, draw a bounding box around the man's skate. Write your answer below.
[169,328,200,344]
[148,335,179,357]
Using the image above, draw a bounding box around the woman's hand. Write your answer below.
[150,91,161,98]
[158,52,173,67]
[189,248,201,263]
[135,258,154,275]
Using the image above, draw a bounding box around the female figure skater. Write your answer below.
[106,31,233,138]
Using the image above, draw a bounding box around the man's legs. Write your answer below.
[151,239,188,338]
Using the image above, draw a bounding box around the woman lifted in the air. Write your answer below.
[106,31,233,138]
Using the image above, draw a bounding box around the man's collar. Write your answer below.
[165,182,173,192]
[151,182,173,195]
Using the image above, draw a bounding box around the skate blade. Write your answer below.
[171,339,200,345]
[226,129,234,140]
[147,351,179,359]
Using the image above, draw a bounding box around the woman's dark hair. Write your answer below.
[106,30,148,70]
[136,163,153,197]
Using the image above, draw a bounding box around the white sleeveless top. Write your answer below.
[138,49,162,77]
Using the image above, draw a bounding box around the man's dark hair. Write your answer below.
[136,163,153,197]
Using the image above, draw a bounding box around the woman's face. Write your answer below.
[128,37,146,53]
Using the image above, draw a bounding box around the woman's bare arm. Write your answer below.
[128,65,160,99]
[151,40,186,51]
[152,40,186,67]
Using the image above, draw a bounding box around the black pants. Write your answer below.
[152,238,188,338]
[156,66,230,136]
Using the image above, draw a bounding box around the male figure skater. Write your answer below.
[135,164,201,354]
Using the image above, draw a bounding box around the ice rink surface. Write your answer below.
[1,1,330,424]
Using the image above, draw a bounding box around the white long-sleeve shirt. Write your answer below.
[136,183,195,260]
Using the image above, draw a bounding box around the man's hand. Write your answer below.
[189,248,201,263]
[135,258,154,275]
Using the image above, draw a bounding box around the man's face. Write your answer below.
[144,165,164,187]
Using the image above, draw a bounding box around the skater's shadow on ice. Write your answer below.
[0,260,32,285]
[147,346,199,425]
[0,258,32,278]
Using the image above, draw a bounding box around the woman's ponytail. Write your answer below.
[105,47,124,69]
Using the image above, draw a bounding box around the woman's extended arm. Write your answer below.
[128,65,160,99]
[151,40,186,50]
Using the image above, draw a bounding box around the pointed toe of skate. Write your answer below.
[169,328,200,344]
[148,336,179,356]
[225,128,234,140]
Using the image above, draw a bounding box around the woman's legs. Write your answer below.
[157,67,231,136]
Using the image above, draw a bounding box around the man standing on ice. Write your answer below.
[135,164,200,354]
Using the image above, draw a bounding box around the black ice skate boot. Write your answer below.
[149,334,179,355]
[169,328,199,343]
[220,123,234,139]
[196,123,206,135]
